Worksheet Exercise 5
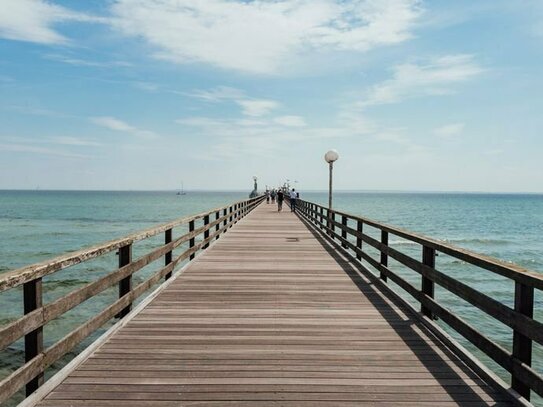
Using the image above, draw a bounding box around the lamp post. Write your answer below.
[324,150,339,209]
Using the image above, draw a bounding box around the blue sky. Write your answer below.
[0,0,542,192]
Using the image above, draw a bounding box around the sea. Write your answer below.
[1,190,542,405]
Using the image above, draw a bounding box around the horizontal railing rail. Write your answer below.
[0,195,264,405]
[295,198,542,403]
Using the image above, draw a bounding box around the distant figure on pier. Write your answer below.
[266,190,270,204]
[290,188,298,212]
[271,189,276,204]
[249,176,258,198]
[277,190,284,212]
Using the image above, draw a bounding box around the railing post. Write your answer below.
[380,231,388,281]
[356,220,363,261]
[189,220,195,260]
[512,282,534,400]
[117,244,132,318]
[223,208,227,229]
[331,211,336,238]
[421,245,435,318]
[215,210,220,240]
[165,228,173,280]
[23,278,44,395]
[203,215,210,249]
[320,206,324,230]
[341,215,348,248]
[229,205,233,227]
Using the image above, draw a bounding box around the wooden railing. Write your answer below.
[0,195,264,405]
[295,198,543,403]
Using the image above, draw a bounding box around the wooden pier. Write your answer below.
[1,197,542,406]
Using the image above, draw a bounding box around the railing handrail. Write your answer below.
[0,195,263,292]
[299,199,543,290]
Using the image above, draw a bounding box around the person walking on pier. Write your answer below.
[290,188,298,212]
[271,189,276,204]
[277,189,284,212]
[266,190,270,204]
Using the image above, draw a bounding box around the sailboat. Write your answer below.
[176,182,186,196]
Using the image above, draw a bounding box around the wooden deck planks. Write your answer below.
[35,202,512,406]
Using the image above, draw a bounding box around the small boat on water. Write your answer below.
[177,182,187,196]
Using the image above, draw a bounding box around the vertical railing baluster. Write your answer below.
[117,244,132,318]
[380,231,388,282]
[223,208,227,229]
[320,206,324,230]
[512,282,534,400]
[356,220,363,261]
[165,229,173,280]
[215,210,220,240]
[421,245,435,318]
[24,278,44,395]
[189,220,195,260]
[331,211,336,239]
[203,214,210,249]
[341,215,348,248]
[229,205,233,227]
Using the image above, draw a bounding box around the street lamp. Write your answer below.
[324,150,339,209]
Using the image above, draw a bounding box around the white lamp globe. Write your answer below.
[324,150,339,163]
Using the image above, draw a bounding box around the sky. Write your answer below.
[0,0,542,192]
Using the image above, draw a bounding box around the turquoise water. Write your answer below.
[1,191,542,405]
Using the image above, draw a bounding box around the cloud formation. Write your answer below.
[187,86,280,117]
[360,54,483,106]
[90,116,157,139]
[0,0,103,44]
[110,0,422,74]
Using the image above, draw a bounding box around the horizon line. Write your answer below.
[1,188,542,195]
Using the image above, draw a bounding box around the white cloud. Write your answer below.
[133,82,160,92]
[186,86,246,101]
[434,123,465,138]
[0,0,104,44]
[90,116,157,139]
[91,116,133,132]
[361,54,484,106]
[43,53,131,68]
[187,86,280,117]
[274,115,307,127]
[237,99,279,117]
[49,136,102,147]
[110,0,422,74]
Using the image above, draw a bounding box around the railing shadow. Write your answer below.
[295,212,510,406]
